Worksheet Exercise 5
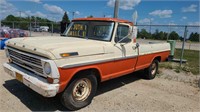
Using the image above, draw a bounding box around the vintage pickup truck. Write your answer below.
[3,18,170,110]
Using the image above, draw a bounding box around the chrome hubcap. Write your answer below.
[151,63,157,75]
[72,78,92,101]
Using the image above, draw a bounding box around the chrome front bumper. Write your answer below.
[3,63,59,97]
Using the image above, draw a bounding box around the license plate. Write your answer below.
[16,72,23,82]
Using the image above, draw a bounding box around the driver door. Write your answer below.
[111,23,138,77]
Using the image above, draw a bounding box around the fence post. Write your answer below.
[51,23,53,36]
[180,26,188,66]
[12,22,14,29]
[167,24,171,41]
[29,22,31,37]
[189,41,191,50]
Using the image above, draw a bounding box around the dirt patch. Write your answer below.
[159,68,200,88]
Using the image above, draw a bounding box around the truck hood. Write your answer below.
[6,36,107,59]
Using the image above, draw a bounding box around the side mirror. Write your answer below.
[115,25,137,45]
[128,26,138,39]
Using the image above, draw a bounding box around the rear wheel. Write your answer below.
[144,60,159,79]
[60,72,97,111]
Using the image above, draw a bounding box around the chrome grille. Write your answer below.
[7,47,46,77]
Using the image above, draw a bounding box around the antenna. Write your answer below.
[132,11,138,24]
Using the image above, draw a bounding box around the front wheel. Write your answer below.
[144,60,159,79]
[60,73,97,111]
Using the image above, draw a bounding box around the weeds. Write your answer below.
[160,49,199,75]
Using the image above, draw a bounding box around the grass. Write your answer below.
[160,49,199,75]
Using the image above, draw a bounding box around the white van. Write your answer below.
[40,26,49,32]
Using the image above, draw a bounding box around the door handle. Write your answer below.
[135,43,140,49]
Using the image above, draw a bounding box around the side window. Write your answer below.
[115,25,131,43]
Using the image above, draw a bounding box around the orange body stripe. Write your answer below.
[58,50,170,93]
[135,51,170,71]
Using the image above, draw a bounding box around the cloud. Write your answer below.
[182,4,197,12]
[74,11,80,15]
[182,16,187,20]
[105,15,112,18]
[138,18,154,24]
[35,11,47,18]
[28,0,41,4]
[149,10,173,18]
[168,23,177,26]
[23,10,63,21]
[107,0,141,10]
[0,0,17,19]
[17,10,47,18]
[43,4,64,15]
[188,22,200,26]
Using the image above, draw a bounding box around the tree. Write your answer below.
[87,15,93,18]
[2,15,55,30]
[62,12,70,23]
[151,29,168,40]
[189,32,199,42]
[152,29,160,40]
[138,29,151,39]
[169,31,180,40]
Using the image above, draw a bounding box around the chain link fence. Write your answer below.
[136,24,199,50]
[1,21,199,40]
[1,21,61,37]
[1,21,199,45]
[0,21,199,67]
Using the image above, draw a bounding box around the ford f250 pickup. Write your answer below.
[3,18,170,110]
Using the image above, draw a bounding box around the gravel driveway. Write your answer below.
[0,50,199,112]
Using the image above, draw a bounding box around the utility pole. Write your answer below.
[19,11,22,29]
[0,19,1,28]
[114,0,119,18]
[149,18,152,34]
[19,11,22,18]
[72,12,75,19]
[34,16,36,27]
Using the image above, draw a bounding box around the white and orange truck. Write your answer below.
[3,18,170,110]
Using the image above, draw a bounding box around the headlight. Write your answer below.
[44,62,51,75]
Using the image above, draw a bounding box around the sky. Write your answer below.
[0,0,199,26]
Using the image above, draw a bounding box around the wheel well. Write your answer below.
[70,68,101,85]
[154,56,161,62]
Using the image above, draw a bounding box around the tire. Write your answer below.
[144,59,159,80]
[60,72,97,111]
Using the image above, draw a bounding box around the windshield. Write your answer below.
[63,21,114,41]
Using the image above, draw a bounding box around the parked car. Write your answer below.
[0,27,28,49]
[34,27,41,32]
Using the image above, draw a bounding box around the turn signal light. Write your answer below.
[60,52,78,57]
[60,53,70,57]
[47,77,54,84]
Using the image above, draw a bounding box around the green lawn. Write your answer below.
[160,49,199,75]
